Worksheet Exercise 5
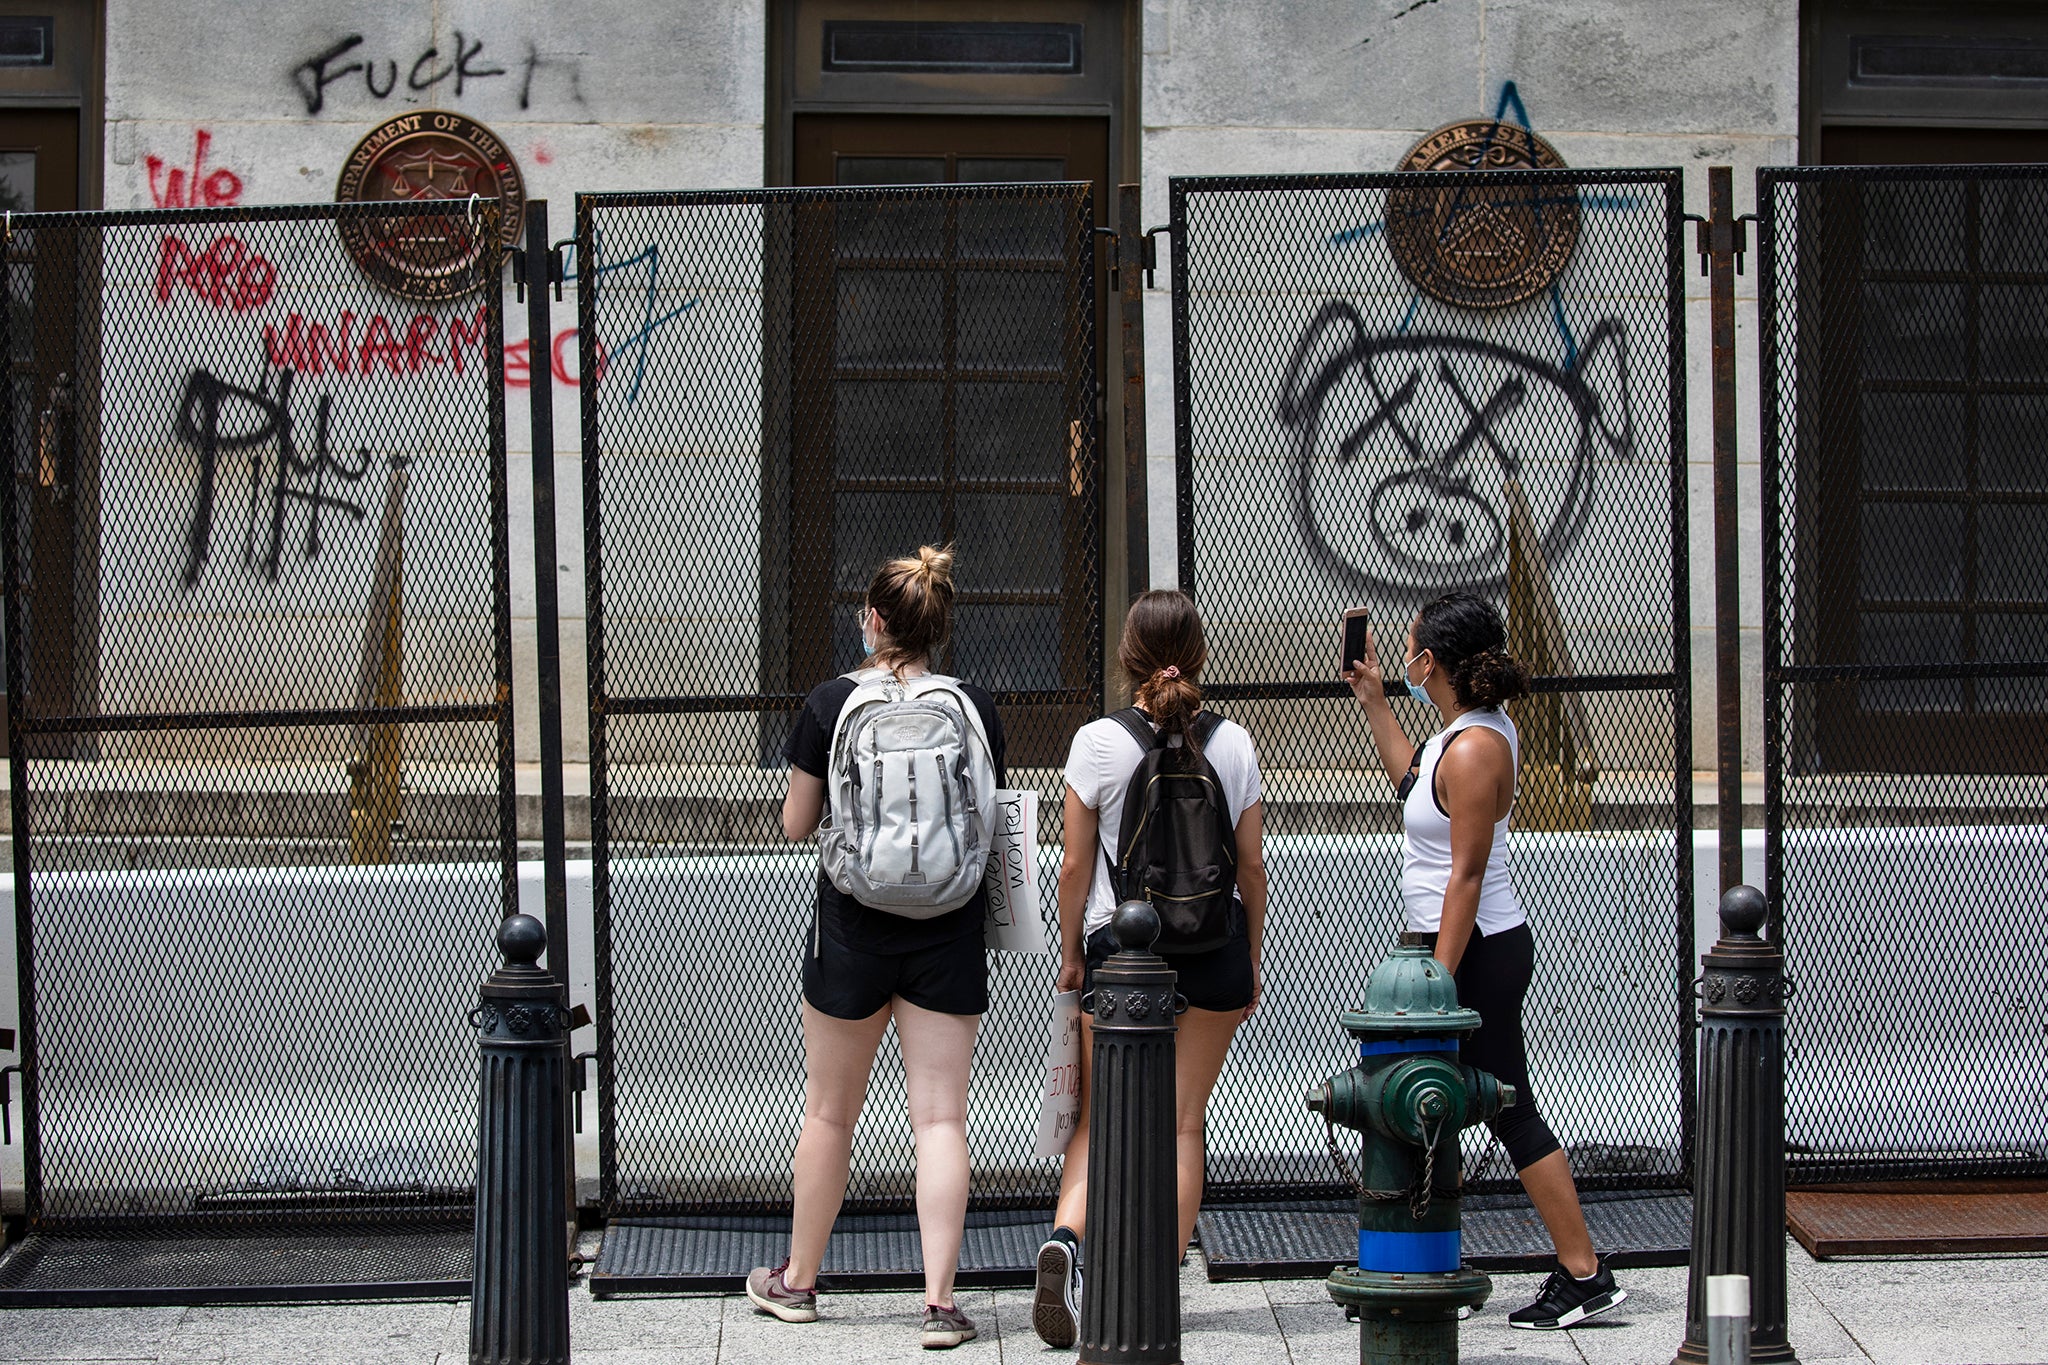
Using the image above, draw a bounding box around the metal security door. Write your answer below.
[1168,168,1693,1197]
[577,182,1101,1218]
[0,200,516,1303]
[1758,164,2048,1184]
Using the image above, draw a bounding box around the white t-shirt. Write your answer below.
[1062,713,1263,936]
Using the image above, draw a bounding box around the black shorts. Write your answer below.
[1082,922,1255,1013]
[803,919,988,1020]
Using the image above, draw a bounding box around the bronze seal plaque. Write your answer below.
[335,111,524,302]
[1385,120,1578,309]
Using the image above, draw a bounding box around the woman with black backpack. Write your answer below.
[1031,589,1269,1349]
[747,545,1003,1352]
[1343,591,1627,1332]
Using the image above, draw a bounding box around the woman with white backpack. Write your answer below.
[1032,589,1269,1349]
[747,544,1004,1351]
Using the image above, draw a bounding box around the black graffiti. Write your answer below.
[175,369,376,589]
[293,34,578,115]
[1277,300,1634,596]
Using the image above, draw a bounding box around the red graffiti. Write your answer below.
[146,130,244,209]
[155,234,277,314]
[504,327,605,389]
[262,304,494,378]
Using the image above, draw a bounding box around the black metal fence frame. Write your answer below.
[1756,162,2048,1185]
[0,198,518,1246]
[1166,168,1695,1196]
[575,183,1106,1216]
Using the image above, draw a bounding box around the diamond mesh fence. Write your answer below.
[1,200,516,1235]
[1757,166,2048,1184]
[576,184,1102,1214]
[1168,170,1692,1196]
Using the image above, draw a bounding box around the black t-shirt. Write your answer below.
[783,674,1008,954]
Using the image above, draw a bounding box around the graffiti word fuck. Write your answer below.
[293,33,582,115]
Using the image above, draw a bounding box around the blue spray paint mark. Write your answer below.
[562,240,703,408]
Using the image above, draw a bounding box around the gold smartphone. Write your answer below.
[1341,607,1373,678]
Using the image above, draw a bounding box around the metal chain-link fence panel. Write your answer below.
[1169,169,1692,1196]
[577,184,1101,1215]
[1758,166,2048,1184]
[1,199,516,1240]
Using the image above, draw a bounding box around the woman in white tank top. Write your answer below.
[1344,592,1628,1332]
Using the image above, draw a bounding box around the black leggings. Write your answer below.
[1415,921,1562,1172]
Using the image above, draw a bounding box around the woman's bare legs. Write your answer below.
[1050,1005,1242,1260]
[784,1000,891,1290]
[894,997,981,1309]
[1518,1150,1598,1278]
[1172,1006,1241,1257]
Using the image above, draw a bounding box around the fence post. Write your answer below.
[470,913,571,1365]
[1077,900,1181,1365]
[1699,164,1747,896]
[1117,182,1149,603]
[1676,886,1795,1364]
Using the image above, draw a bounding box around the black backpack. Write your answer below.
[1102,708,1239,953]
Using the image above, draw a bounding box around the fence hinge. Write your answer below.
[1095,225,1119,290]
[570,1049,596,1133]
[1142,224,1172,288]
[512,242,570,303]
[551,238,574,301]
[0,1059,19,1146]
[1686,211,1751,278]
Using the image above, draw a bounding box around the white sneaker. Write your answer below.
[1031,1236,1081,1348]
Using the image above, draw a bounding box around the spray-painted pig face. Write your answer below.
[1277,300,1633,598]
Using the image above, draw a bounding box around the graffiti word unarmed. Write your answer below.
[175,368,377,589]
[1278,300,1634,596]
[155,234,277,314]
[293,33,583,116]
[261,304,494,379]
[146,130,243,209]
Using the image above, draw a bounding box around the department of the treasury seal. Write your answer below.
[1385,119,1579,309]
[335,110,525,302]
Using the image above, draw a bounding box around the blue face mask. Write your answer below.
[860,608,878,657]
[1402,650,1433,706]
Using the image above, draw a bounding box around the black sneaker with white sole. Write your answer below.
[1031,1235,1081,1348]
[1507,1260,1627,1330]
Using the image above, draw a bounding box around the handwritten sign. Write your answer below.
[1034,990,1084,1158]
[983,789,1047,954]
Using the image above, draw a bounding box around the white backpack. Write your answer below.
[819,667,998,917]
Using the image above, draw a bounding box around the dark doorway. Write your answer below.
[1,107,86,752]
[1794,125,2048,770]
[786,114,1108,762]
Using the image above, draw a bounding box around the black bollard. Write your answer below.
[1677,886,1796,1364]
[1078,900,1182,1365]
[470,913,572,1365]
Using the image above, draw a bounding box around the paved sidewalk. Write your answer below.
[0,1240,2042,1365]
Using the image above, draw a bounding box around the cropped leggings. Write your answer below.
[1416,921,1562,1172]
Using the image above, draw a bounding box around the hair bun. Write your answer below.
[915,544,955,588]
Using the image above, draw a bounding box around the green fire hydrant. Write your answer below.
[1306,939,1516,1365]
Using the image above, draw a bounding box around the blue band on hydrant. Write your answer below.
[1359,1229,1461,1273]
[1358,1037,1458,1056]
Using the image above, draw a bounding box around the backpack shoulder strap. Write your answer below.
[904,673,993,754]
[1108,706,1159,753]
[1189,710,1225,748]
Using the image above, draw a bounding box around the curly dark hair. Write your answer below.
[1413,592,1532,710]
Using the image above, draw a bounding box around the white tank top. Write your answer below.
[1400,708,1525,936]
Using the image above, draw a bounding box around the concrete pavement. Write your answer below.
[0,1237,2042,1365]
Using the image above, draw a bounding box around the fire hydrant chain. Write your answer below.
[1411,1110,1444,1221]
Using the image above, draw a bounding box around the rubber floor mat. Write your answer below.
[1788,1187,2048,1257]
[591,1209,1051,1295]
[0,1224,472,1306]
[1195,1192,1693,1280]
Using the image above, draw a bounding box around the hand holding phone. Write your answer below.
[1340,608,1383,706]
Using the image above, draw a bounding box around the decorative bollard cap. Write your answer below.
[1718,885,1766,942]
[498,913,548,968]
[1339,941,1483,1039]
[1111,899,1161,954]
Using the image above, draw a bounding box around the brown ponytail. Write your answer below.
[867,544,956,676]
[1118,589,1208,762]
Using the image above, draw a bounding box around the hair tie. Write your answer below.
[1161,666,1180,680]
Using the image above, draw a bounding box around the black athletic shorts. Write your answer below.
[1082,919,1255,1014]
[802,915,989,1020]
